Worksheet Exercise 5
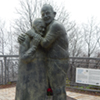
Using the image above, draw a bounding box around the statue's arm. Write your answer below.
[41,24,62,48]
[26,29,42,41]
[18,29,41,44]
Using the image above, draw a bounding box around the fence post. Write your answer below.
[4,56,7,84]
[1,61,3,84]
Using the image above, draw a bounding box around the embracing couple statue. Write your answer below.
[15,4,69,100]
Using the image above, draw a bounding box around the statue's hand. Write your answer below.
[32,34,43,46]
[26,49,34,56]
[26,46,36,56]
[39,32,44,36]
[18,34,25,43]
[23,50,33,59]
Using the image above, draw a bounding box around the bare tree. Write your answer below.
[13,0,75,35]
[0,20,6,55]
[0,19,18,55]
[68,26,84,57]
[82,17,100,57]
[7,27,16,55]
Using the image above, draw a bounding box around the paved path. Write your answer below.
[0,87,15,100]
[0,87,100,100]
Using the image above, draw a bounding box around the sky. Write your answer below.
[61,0,100,24]
[0,0,100,24]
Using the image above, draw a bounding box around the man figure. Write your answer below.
[40,4,69,100]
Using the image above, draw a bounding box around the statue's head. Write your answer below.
[41,4,56,25]
[32,18,45,35]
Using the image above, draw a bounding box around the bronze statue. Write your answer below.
[15,18,47,100]
[16,4,69,100]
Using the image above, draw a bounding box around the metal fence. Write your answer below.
[0,55,19,85]
[0,55,100,92]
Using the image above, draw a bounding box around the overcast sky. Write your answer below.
[0,0,100,24]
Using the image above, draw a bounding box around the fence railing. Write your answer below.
[0,55,100,92]
[0,55,19,85]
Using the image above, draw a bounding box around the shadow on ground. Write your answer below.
[67,96,76,100]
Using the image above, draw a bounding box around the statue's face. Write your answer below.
[41,6,55,25]
[35,21,45,35]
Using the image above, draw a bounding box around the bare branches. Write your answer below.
[68,26,83,57]
[14,0,74,34]
[0,21,5,55]
[82,17,100,57]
